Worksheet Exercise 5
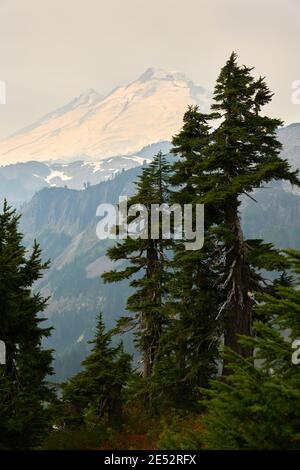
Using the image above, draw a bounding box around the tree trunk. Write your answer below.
[223,199,254,373]
[142,241,162,379]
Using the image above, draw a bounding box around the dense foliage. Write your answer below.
[203,250,300,449]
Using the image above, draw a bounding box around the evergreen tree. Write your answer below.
[203,250,300,449]
[0,201,55,449]
[199,52,299,359]
[102,152,172,379]
[150,107,222,409]
[62,313,131,425]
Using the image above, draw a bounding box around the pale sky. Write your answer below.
[0,0,300,139]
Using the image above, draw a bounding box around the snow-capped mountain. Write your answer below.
[0,68,210,165]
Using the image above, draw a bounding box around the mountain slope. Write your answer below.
[0,68,209,165]
[278,122,300,169]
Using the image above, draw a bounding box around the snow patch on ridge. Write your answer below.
[45,170,73,185]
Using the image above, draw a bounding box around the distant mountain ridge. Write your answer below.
[0,141,171,206]
[2,122,300,207]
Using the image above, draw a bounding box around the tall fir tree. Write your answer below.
[0,201,55,449]
[199,53,299,360]
[102,152,172,379]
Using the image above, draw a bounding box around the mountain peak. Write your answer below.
[75,88,103,105]
[0,68,210,165]
[138,67,189,83]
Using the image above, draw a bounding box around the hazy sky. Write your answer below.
[0,0,300,139]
